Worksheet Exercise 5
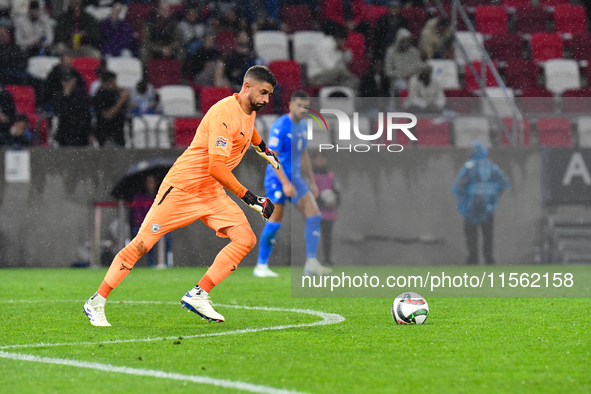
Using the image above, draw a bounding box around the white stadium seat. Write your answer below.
[428,59,460,90]
[577,117,591,147]
[292,31,325,65]
[27,56,60,80]
[158,85,197,117]
[106,57,143,90]
[253,31,289,63]
[131,115,171,149]
[481,87,515,117]
[455,32,484,66]
[544,59,581,95]
[453,117,491,148]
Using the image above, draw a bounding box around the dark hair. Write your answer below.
[14,113,29,124]
[100,70,117,83]
[244,65,277,87]
[437,17,451,28]
[29,0,40,10]
[291,90,309,101]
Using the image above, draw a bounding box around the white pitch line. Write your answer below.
[0,351,308,394]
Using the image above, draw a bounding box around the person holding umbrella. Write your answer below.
[84,65,280,327]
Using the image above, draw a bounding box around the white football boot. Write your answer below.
[83,294,111,327]
[253,264,279,277]
[304,258,333,276]
[181,287,225,322]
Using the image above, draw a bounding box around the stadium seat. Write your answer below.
[200,86,233,114]
[131,114,171,149]
[72,57,101,93]
[485,34,523,63]
[561,89,591,113]
[465,61,498,91]
[401,7,428,42]
[280,5,313,33]
[475,6,508,35]
[125,4,154,37]
[553,5,587,36]
[453,117,491,148]
[515,6,549,35]
[319,86,355,115]
[539,0,571,8]
[428,60,460,90]
[530,33,563,62]
[293,31,325,65]
[518,87,555,113]
[445,89,475,113]
[268,60,301,113]
[174,117,201,147]
[543,59,580,95]
[568,33,591,65]
[501,118,531,146]
[158,85,197,116]
[253,31,289,63]
[106,57,142,90]
[499,0,531,8]
[363,5,388,27]
[345,32,368,77]
[5,85,36,114]
[481,87,515,118]
[504,60,540,90]
[455,32,485,66]
[537,117,572,147]
[148,59,181,88]
[27,56,60,80]
[576,117,591,147]
[216,31,236,54]
[414,119,451,146]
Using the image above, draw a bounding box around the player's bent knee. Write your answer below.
[229,224,257,251]
[120,236,156,262]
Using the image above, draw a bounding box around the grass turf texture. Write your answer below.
[0,267,589,394]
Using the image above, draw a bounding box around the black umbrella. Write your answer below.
[111,157,176,201]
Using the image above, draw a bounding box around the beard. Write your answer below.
[251,101,266,112]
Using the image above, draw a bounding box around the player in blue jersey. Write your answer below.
[253,91,333,277]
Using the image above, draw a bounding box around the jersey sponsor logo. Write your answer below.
[215,136,228,149]
[152,224,161,233]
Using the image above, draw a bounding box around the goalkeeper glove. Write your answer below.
[241,190,275,221]
[253,141,280,170]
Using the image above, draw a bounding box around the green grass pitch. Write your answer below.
[1,267,590,393]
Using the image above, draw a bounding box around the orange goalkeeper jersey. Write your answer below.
[164,93,262,196]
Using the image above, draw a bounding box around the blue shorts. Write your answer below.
[265,175,310,206]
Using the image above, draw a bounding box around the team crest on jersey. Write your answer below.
[152,224,161,233]
[215,136,228,149]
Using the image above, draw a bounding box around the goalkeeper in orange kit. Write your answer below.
[84,66,280,326]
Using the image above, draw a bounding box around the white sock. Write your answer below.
[89,293,106,306]
[189,286,207,297]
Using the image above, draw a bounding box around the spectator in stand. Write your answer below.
[419,16,454,59]
[190,33,228,87]
[224,30,258,91]
[404,64,446,112]
[14,0,55,58]
[384,28,423,96]
[54,0,101,58]
[44,51,86,111]
[0,23,28,85]
[99,2,133,57]
[373,0,408,61]
[359,60,390,97]
[312,151,340,267]
[93,71,129,147]
[5,113,32,147]
[178,6,205,57]
[53,71,91,146]
[140,1,182,65]
[0,84,16,144]
[130,80,157,116]
[308,24,358,90]
[322,0,371,45]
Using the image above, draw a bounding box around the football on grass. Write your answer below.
[392,292,429,325]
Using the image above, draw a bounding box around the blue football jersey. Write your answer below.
[265,113,308,182]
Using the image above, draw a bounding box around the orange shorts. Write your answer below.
[137,182,251,245]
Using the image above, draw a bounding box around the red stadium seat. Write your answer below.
[537,117,572,146]
[530,33,563,62]
[200,86,233,113]
[216,31,236,54]
[465,61,498,91]
[148,59,181,88]
[499,0,531,8]
[5,85,36,114]
[363,5,388,27]
[280,5,313,33]
[475,6,508,35]
[268,60,301,90]
[518,87,554,113]
[345,32,368,77]
[174,117,201,147]
[72,57,101,93]
[125,4,154,37]
[568,33,591,63]
[401,7,428,42]
[539,0,571,7]
[485,34,523,62]
[515,6,549,35]
[501,118,530,145]
[504,60,540,90]
[561,89,591,113]
[415,119,451,146]
[553,5,587,35]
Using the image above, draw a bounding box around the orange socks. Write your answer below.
[197,275,215,293]
[97,281,113,298]
[100,238,150,298]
